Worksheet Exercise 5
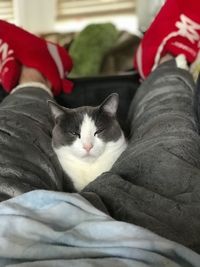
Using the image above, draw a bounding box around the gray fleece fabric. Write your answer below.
[0,61,199,256]
[84,61,200,253]
[0,190,199,266]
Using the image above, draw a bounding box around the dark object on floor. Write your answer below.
[101,31,141,75]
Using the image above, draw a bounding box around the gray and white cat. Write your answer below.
[48,93,127,191]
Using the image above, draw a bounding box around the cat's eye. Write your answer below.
[94,129,104,136]
[70,131,80,138]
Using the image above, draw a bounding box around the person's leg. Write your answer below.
[0,66,74,202]
[0,20,76,201]
[83,58,200,252]
[83,0,200,252]
[134,0,200,79]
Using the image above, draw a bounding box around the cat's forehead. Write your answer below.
[59,105,115,132]
[66,106,98,120]
[74,106,97,116]
[80,113,97,134]
[59,106,98,127]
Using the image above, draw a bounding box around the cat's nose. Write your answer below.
[83,143,93,152]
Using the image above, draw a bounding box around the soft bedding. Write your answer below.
[0,190,199,267]
[0,61,199,265]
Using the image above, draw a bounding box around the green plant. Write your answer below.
[69,23,119,77]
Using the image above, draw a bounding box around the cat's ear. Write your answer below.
[100,93,119,116]
[47,100,65,121]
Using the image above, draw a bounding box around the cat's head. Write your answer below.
[48,94,125,161]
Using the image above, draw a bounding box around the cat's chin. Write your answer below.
[80,153,98,162]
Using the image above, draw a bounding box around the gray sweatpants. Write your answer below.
[0,60,200,252]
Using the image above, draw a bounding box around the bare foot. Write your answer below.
[19,66,51,88]
[159,54,174,65]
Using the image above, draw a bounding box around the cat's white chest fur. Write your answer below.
[54,137,127,191]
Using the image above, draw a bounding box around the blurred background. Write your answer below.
[0,0,165,77]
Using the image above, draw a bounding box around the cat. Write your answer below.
[48,93,127,191]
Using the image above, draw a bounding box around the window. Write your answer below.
[57,0,136,21]
[0,0,13,21]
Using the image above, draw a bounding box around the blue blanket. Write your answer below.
[0,190,199,266]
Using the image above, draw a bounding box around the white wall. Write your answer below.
[136,0,164,32]
[13,0,57,34]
